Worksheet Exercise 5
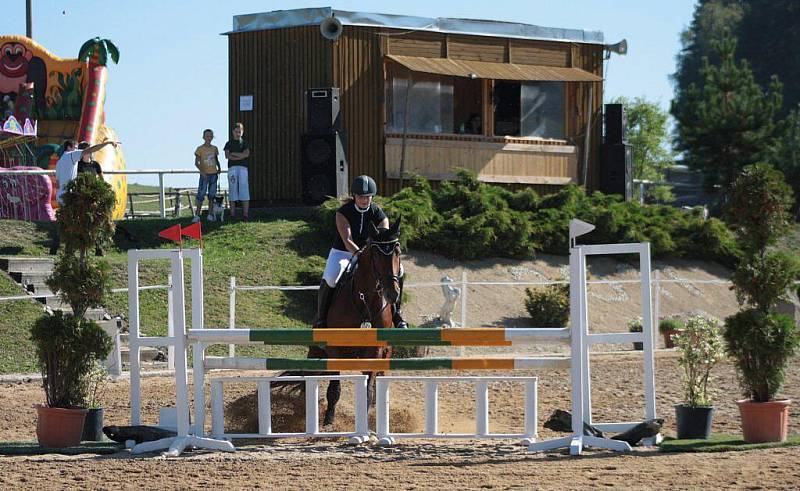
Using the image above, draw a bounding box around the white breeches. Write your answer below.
[322,248,404,288]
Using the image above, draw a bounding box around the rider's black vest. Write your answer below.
[332,201,387,251]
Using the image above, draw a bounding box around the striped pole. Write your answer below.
[203,356,570,371]
[188,327,570,347]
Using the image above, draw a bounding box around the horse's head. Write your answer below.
[365,216,402,305]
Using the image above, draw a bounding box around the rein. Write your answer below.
[347,240,401,328]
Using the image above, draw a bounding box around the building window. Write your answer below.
[494,81,565,140]
[387,72,454,134]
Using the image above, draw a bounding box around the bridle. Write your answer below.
[347,238,401,328]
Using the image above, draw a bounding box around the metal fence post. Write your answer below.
[167,273,175,370]
[158,172,166,218]
[460,271,468,356]
[229,277,236,357]
[653,270,661,348]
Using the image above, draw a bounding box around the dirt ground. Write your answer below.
[1,354,799,490]
[2,254,799,489]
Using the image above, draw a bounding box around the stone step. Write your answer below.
[45,296,69,309]
[0,257,54,274]
[25,282,53,296]
[85,308,109,321]
[49,306,110,321]
[20,271,51,286]
[121,346,162,363]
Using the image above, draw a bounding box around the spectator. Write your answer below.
[76,141,105,178]
[193,129,221,222]
[224,122,250,220]
[50,139,117,255]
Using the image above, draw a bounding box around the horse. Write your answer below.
[277,218,403,426]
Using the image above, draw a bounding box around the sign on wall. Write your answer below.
[239,95,253,111]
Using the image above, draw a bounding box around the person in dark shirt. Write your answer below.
[314,175,407,329]
[76,142,105,178]
[223,122,251,220]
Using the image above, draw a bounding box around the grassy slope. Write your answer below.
[1,216,796,374]
[0,209,326,373]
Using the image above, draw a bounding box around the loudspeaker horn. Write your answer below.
[606,39,628,56]
[320,16,343,41]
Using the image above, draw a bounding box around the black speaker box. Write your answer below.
[300,132,349,204]
[604,103,627,144]
[600,142,633,201]
[307,87,341,132]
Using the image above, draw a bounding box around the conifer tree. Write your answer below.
[671,33,782,191]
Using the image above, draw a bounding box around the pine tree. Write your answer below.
[773,105,800,217]
[671,33,782,191]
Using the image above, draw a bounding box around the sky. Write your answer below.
[1,0,697,187]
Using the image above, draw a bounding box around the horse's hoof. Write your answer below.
[377,437,396,446]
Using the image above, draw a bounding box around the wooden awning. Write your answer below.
[386,55,601,82]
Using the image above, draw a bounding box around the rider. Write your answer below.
[314,175,408,329]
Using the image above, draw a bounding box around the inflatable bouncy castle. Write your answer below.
[0,36,127,220]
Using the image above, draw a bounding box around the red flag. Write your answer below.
[158,224,182,245]
[182,222,202,241]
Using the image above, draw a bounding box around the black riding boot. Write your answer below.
[392,275,408,329]
[314,281,335,328]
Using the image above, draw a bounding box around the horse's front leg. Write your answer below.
[323,377,341,427]
[366,371,382,408]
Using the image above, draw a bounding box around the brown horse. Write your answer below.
[311,219,403,425]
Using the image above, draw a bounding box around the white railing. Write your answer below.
[209,375,369,441]
[375,376,538,445]
[0,168,227,219]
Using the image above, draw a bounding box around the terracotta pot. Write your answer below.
[661,329,676,349]
[35,404,88,447]
[736,399,791,443]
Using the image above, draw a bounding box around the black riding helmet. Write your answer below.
[351,175,377,196]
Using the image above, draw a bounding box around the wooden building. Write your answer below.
[225,7,605,203]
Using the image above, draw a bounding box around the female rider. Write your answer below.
[314,175,407,329]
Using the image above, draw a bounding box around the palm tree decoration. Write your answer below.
[76,38,120,143]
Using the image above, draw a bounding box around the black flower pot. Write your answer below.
[675,404,714,439]
[81,408,105,442]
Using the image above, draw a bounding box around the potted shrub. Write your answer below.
[723,164,800,443]
[659,317,684,349]
[81,360,109,441]
[628,317,643,350]
[672,315,724,439]
[32,173,115,447]
[31,313,112,446]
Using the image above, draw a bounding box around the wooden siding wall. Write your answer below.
[384,29,604,193]
[331,28,388,194]
[569,43,604,191]
[384,137,578,184]
[228,26,332,202]
[229,25,604,201]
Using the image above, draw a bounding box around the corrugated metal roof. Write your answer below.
[227,7,604,45]
[386,55,602,82]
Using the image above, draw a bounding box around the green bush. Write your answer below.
[673,315,724,407]
[30,312,112,408]
[724,310,798,402]
[659,317,684,335]
[723,163,800,403]
[524,284,569,327]
[313,170,742,265]
[627,317,644,333]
